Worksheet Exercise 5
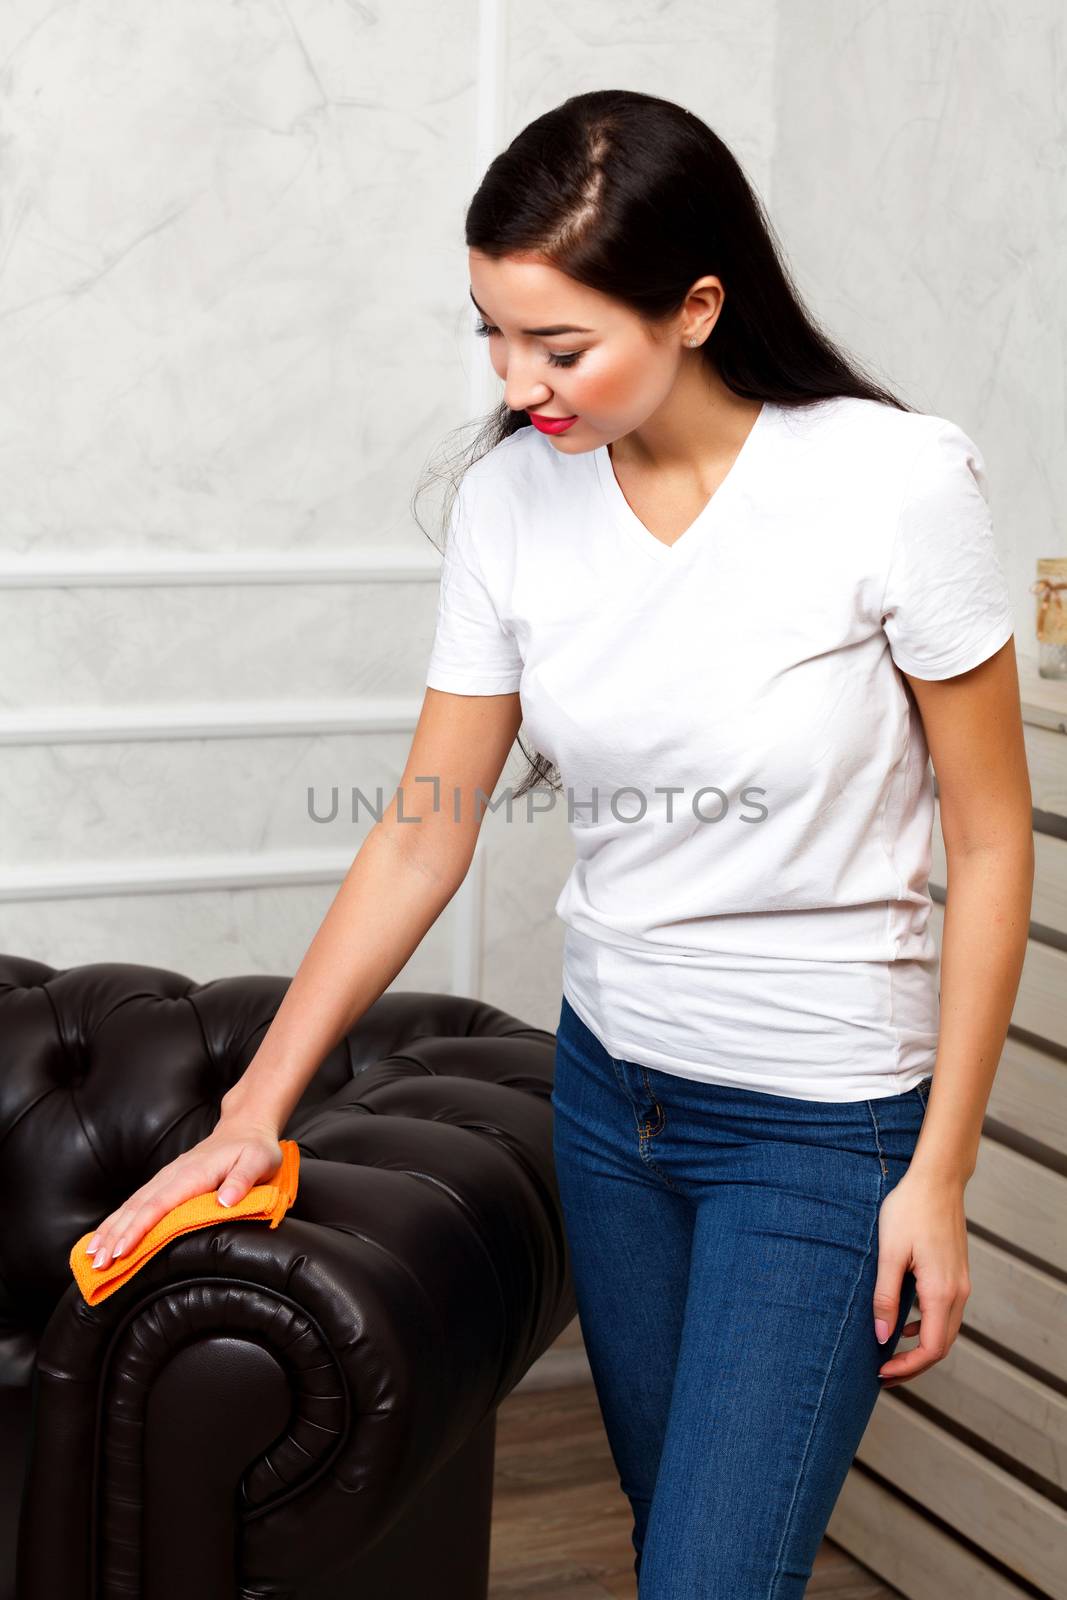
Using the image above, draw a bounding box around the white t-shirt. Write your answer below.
[424,396,1015,1100]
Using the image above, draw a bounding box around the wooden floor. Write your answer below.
[489,1381,902,1598]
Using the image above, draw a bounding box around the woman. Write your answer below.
[85,91,1033,1596]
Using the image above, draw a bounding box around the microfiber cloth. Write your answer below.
[69,1139,300,1307]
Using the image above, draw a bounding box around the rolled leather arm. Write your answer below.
[20,1042,574,1598]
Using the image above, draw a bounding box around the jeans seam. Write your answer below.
[917,1078,929,1112]
[636,1067,679,1189]
[609,1056,679,1191]
[639,1066,665,1137]
[639,1144,681,1191]
[865,1098,889,1177]
[768,1166,886,1597]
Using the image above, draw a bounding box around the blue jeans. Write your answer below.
[550,993,929,1598]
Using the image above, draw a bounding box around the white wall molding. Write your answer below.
[0,848,357,903]
[0,697,422,746]
[0,549,440,588]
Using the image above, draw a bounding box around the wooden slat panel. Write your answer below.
[854,1395,1067,1597]
[933,797,1067,935]
[964,1134,1067,1272]
[923,808,1067,1147]
[930,900,1067,1050]
[985,1035,1067,1156]
[1023,722,1067,819]
[901,1333,1067,1489]
[965,1233,1067,1383]
[829,1466,1033,1599]
[838,654,1067,1597]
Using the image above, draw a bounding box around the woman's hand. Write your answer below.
[871,1167,972,1388]
[83,1111,283,1272]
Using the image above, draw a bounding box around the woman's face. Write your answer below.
[468,249,721,453]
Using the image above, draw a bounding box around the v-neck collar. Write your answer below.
[592,400,774,563]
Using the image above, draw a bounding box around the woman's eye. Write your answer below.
[473,319,583,369]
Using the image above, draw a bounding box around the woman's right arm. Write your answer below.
[220,685,525,1132]
[83,686,524,1268]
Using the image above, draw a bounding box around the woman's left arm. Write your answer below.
[873,636,1035,1387]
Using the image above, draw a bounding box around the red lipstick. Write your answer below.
[529,412,578,435]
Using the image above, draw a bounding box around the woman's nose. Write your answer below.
[499,359,552,415]
[505,387,553,414]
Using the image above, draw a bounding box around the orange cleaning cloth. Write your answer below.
[69,1139,300,1308]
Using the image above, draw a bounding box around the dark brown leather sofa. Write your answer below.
[0,953,574,1600]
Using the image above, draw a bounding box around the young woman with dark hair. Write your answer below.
[85,89,1033,1598]
[416,89,1032,1594]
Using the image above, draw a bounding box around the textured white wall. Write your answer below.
[0,1,1058,1035]
[0,0,487,987]
[769,0,1064,663]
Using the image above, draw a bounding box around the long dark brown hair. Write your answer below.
[413,88,915,801]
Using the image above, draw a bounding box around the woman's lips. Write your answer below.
[529,412,578,435]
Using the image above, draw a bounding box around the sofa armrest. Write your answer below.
[20,1061,574,1597]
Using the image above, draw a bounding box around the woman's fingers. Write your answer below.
[878,1289,969,1384]
[87,1171,210,1267]
[86,1170,190,1257]
[878,1317,922,1384]
[85,1196,147,1258]
[82,1123,282,1269]
[216,1149,268,1206]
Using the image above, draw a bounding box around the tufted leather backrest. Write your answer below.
[0,952,557,1376]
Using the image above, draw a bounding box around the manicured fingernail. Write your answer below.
[93,1250,108,1269]
[113,1240,126,1258]
[86,1235,100,1254]
[875,1319,890,1344]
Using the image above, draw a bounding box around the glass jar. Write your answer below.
[1031,558,1067,679]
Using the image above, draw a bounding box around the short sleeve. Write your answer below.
[881,421,1015,680]
[424,476,523,694]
